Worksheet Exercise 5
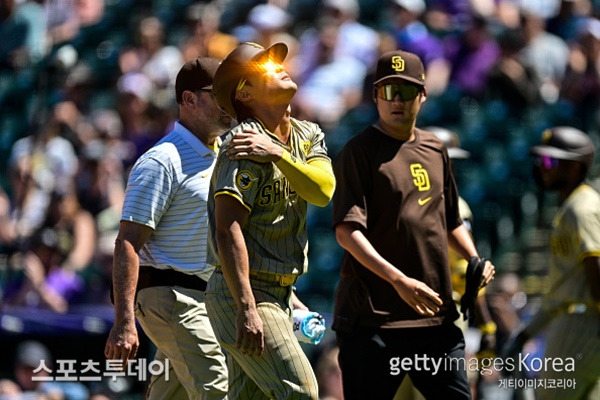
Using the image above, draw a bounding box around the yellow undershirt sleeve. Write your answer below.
[275,151,336,207]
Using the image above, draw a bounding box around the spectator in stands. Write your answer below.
[1,0,47,69]
[8,110,80,239]
[245,3,298,61]
[445,15,501,99]
[559,17,600,130]
[137,16,184,89]
[5,184,95,312]
[0,186,19,254]
[0,377,21,396]
[297,0,379,76]
[429,0,474,27]
[75,109,128,217]
[58,61,96,131]
[293,24,367,130]
[180,2,238,61]
[74,111,128,303]
[546,0,590,42]
[89,390,117,400]
[115,72,157,160]
[117,45,143,75]
[9,340,89,399]
[388,0,451,95]
[75,0,105,28]
[46,0,80,46]
[519,7,569,104]
[486,28,541,116]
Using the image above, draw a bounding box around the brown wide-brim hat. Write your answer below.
[213,42,288,119]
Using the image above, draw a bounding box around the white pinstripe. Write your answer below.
[122,122,218,281]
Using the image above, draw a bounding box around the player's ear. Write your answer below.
[182,90,197,108]
[235,89,252,103]
[420,87,427,104]
[372,87,378,104]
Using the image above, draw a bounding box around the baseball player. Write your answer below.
[104,58,229,400]
[504,126,600,400]
[331,50,495,400]
[205,42,335,400]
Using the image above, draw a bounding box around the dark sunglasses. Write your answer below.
[376,84,421,101]
[535,155,559,170]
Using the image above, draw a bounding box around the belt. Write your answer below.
[248,270,297,287]
[137,266,207,292]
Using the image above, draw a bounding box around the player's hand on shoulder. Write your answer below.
[393,276,443,317]
[479,259,495,289]
[227,128,283,163]
[104,319,139,368]
[236,306,265,356]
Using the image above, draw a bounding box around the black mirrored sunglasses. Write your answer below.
[377,84,421,101]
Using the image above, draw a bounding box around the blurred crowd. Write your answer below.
[0,0,599,398]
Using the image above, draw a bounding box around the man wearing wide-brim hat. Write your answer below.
[205,42,335,399]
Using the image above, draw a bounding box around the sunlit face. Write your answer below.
[237,58,297,105]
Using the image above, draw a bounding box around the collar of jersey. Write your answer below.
[173,121,219,158]
[250,117,293,152]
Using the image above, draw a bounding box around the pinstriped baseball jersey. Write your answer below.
[206,271,319,399]
[121,122,218,281]
[536,183,600,399]
[545,184,600,307]
[207,117,330,275]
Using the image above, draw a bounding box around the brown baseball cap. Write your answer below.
[213,42,288,118]
[374,50,426,86]
[530,126,595,168]
[175,57,221,104]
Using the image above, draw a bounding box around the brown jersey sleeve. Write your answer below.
[332,134,371,231]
